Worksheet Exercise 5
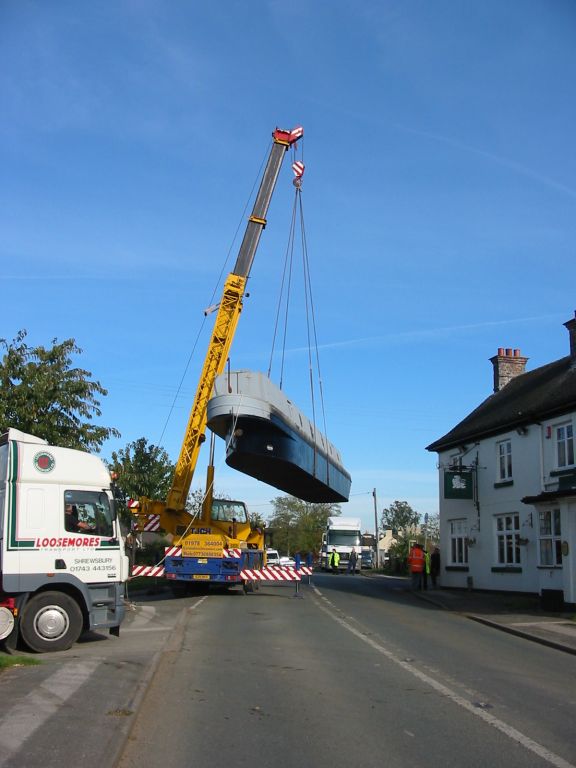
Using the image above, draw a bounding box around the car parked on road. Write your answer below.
[361,550,374,569]
[266,548,281,567]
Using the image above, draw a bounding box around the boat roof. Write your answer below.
[212,370,346,467]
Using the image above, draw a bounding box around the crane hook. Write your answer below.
[292,161,305,187]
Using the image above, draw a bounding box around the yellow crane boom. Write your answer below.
[138,125,303,532]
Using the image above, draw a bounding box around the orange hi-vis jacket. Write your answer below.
[408,546,425,573]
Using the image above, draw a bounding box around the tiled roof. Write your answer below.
[426,355,576,453]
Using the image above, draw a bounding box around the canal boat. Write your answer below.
[206,371,351,503]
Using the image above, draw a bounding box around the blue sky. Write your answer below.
[2,1,575,534]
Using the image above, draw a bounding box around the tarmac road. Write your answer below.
[0,587,193,768]
[117,575,576,768]
[1,575,576,768]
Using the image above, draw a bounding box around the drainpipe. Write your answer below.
[473,452,481,533]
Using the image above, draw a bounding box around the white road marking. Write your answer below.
[0,660,99,765]
[312,586,576,768]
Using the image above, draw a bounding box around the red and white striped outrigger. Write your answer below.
[142,515,161,532]
[127,499,161,532]
[131,549,314,581]
[240,566,313,582]
[131,564,166,578]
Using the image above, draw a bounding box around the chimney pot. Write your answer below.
[506,348,513,356]
[514,349,521,357]
[498,347,505,356]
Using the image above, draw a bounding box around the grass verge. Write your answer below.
[0,653,40,671]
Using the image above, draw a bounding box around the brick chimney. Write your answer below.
[490,348,529,392]
[564,310,576,363]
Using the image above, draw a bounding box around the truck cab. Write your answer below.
[0,428,129,653]
[320,517,362,572]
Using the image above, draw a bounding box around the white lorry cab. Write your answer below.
[0,428,129,652]
[320,516,362,572]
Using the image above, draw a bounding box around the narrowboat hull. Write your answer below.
[207,371,351,503]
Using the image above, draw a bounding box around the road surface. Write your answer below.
[0,575,575,768]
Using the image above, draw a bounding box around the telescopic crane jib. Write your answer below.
[130,126,304,587]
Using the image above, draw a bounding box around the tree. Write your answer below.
[0,330,119,451]
[381,500,421,567]
[187,487,207,518]
[108,437,175,503]
[249,509,267,529]
[267,495,340,555]
[423,513,440,545]
[381,500,420,538]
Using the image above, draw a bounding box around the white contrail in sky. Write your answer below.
[286,313,563,354]
[391,121,576,200]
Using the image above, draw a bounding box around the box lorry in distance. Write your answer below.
[319,516,362,572]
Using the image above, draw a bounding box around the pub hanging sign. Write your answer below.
[444,469,474,499]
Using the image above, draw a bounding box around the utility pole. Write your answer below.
[372,488,379,569]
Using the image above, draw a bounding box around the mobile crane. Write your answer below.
[131,125,304,588]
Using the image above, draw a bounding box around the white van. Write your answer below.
[266,548,281,567]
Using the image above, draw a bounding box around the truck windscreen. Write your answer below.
[328,531,360,546]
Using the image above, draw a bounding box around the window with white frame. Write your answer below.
[449,519,468,565]
[495,513,520,565]
[497,439,512,481]
[556,423,574,469]
[538,508,562,567]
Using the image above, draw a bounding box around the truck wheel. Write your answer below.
[20,592,83,653]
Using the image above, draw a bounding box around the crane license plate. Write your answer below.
[193,575,210,580]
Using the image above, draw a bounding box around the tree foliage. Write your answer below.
[187,487,207,518]
[0,330,119,451]
[249,509,267,529]
[108,437,175,502]
[423,512,440,544]
[267,495,341,555]
[381,500,421,569]
[108,437,175,530]
[381,500,420,538]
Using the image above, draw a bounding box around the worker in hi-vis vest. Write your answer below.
[407,542,425,590]
[329,548,340,574]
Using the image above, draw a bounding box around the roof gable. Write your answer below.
[426,356,576,453]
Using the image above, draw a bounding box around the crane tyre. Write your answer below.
[20,592,83,653]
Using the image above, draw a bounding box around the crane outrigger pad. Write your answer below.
[207,371,351,503]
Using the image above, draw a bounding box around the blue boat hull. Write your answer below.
[224,414,351,503]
